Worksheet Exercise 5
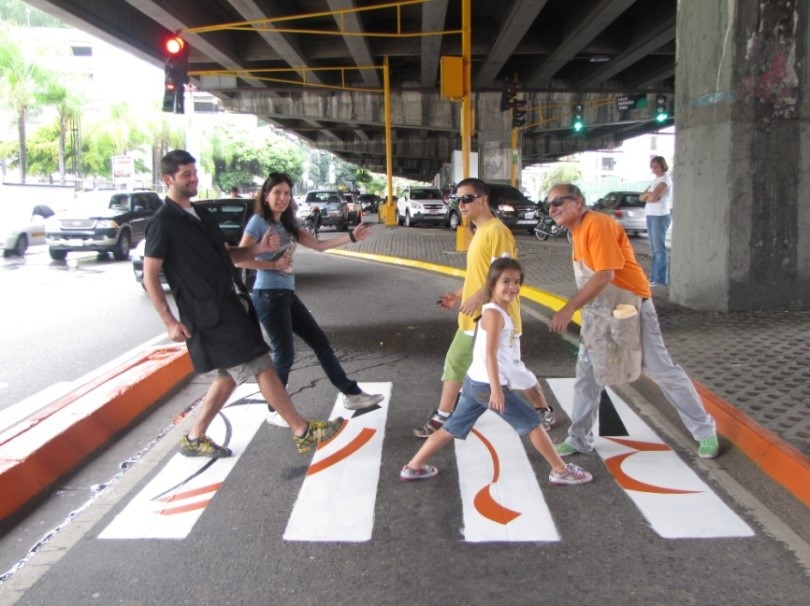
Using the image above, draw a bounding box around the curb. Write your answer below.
[0,346,193,522]
[329,248,810,507]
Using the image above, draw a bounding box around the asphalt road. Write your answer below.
[0,245,168,411]
[1,244,808,605]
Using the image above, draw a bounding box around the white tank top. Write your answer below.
[467,303,537,390]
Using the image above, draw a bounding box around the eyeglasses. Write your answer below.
[457,194,482,205]
[548,195,577,207]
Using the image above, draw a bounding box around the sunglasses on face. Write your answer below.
[548,195,577,207]
[457,193,482,205]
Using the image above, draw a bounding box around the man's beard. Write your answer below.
[175,182,198,198]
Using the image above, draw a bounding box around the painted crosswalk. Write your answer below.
[455,410,559,542]
[99,385,266,540]
[284,382,391,542]
[99,379,754,543]
[547,378,754,539]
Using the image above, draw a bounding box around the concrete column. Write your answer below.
[477,130,514,184]
[673,0,808,310]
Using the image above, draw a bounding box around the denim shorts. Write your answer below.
[443,377,541,439]
[217,353,274,385]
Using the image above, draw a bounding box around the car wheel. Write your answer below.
[113,232,131,260]
[448,211,460,230]
[49,248,68,261]
[404,210,414,227]
[11,234,28,256]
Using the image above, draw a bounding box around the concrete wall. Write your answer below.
[673,0,808,311]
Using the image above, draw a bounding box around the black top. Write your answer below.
[145,197,269,373]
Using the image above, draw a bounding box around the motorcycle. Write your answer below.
[302,206,322,237]
[534,211,572,242]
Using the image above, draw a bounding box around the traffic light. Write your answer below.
[572,104,585,133]
[501,79,516,112]
[512,99,527,128]
[162,35,189,114]
[655,94,669,123]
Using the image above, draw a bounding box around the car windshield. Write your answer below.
[411,189,441,200]
[72,191,129,212]
[621,194,644,208]
[201,203,247,230]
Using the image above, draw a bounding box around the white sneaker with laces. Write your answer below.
[343,391,384,410]
[265,409,289,428]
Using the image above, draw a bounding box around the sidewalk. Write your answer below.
[338,223,810,499]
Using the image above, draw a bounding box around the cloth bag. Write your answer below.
[574,261,642,386]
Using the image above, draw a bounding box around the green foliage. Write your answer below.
[541,164,582,194]
[205,125,305,192]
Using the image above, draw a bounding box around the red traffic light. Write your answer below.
[164,36,185,56]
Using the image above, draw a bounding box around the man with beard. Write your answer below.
[143,150,343,458]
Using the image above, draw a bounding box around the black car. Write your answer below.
[46,190,162,260]
[132,197,256,288]
[445,183,539,233]
[304,190,349,231]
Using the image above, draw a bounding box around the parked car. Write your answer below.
[358,193,381,213]
[133,197,255,289]
[397,187,447,227]
[1,203,55,256]
[592,191,647,236]
[46,190,162,261]
[445,183,539,233]
[304,190,349,231]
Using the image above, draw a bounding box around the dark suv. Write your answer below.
[46,190,162,260]
[445,183,538,233]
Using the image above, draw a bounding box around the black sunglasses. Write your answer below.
[457,193,482,205]
[548,195,577,207]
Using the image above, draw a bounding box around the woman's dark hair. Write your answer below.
[486,257,524,297]
[255,172,300,239]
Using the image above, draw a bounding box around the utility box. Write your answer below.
[440,56,464,100]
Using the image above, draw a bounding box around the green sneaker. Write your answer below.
[294,417,345,454]
[555,441,579,457]
[698,434,720,459]
[180,434,232,458]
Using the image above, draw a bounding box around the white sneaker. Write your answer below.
[343,391,384,410]
[265,409,289,428]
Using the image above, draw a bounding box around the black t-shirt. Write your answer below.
[145,198,269,373]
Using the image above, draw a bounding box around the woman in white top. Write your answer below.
[640,155,672,286]
[400,258,592,486]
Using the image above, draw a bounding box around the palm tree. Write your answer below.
[0,30,50,183]
[40,79,84,184]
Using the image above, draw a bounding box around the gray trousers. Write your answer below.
[566,298,716,452]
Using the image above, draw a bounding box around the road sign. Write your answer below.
[616,93,644,111]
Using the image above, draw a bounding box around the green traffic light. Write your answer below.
[655,112,669,123]
[573,120,584,132]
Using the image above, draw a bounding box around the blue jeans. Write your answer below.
[251,289,359,395]
[443,377,541,440]
[646,213,671,284]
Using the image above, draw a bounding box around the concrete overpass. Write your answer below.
[25,0,809,311]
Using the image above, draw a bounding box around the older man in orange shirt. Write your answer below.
[547,183,718,459]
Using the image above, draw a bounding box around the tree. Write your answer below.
[0,29,51,183]
[204,125,305,193]
[541,164,582,196]
[40,79,84,183]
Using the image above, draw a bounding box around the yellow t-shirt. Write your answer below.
[571,211,652,298]
[460,218,521,333]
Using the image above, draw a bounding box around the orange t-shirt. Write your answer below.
[571,211,652,299]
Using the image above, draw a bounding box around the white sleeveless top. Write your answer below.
[467,303,537,390]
